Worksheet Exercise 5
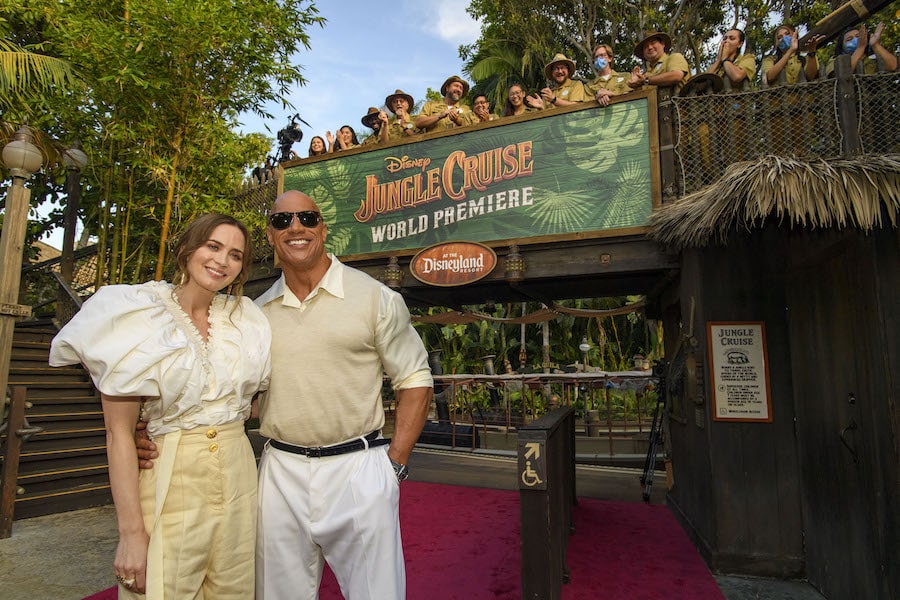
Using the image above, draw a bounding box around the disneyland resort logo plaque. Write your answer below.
[410,241,497,287]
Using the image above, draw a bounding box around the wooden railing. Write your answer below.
[0,386,43,537]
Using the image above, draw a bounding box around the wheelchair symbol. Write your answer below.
[521,460,544,487]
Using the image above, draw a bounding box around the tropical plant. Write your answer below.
[412,298,656,376]
[3,0,324,283]
[461,0,898,95]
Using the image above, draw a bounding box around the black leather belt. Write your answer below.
[269,431,389,458]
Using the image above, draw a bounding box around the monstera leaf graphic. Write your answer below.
[557,103,648,176]
[284,160,355,254]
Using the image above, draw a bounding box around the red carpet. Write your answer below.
[84,481,722,599]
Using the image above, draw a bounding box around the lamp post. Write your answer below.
[579,336,591,371]
[61,142,88,284]
[0,125,43,407]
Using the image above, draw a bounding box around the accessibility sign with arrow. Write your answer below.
[518,440,546,490]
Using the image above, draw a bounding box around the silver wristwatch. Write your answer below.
[390,458,409,482]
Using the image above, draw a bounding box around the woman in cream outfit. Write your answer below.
[50,213,271,598]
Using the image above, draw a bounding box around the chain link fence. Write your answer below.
[857,71,900,156]
[233,176,279,260]
[673,72,899,195]
[673,79,841,194]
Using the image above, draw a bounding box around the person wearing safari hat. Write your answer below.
[384,89,419,140]
[415,75,477,133]
[628,31,691,93]
[360,106,389,146]
[540,53,588,107]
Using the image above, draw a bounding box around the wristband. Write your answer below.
[390,458,409,482]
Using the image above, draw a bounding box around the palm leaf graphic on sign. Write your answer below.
[596,161,652,228]
[529,189,595,233]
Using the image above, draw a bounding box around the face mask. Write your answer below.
[593,56,608,71]
[843,36,859,54]
[777,35,792,52]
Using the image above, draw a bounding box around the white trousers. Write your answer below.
[255,439,405,599]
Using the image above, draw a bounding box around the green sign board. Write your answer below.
[283,95,656,258]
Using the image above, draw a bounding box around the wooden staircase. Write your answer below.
[2,319,111,520]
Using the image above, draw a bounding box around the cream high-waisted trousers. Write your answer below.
[119,421,257,600]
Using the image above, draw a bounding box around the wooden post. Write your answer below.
[834,54,862,156]
[0,158,36,420]
[1,387,27,538]
[519,406,576,599]
[656,86,678,201]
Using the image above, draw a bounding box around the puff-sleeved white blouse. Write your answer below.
[49,281,271,437]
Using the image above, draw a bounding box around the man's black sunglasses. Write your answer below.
[268,211,322,230]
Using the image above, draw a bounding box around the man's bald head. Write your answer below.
[272,189,320,214]
[267,189,330,276]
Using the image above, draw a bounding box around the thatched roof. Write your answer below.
[650,154,900,248]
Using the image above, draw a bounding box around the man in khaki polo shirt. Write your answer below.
[628,31,691,93]
[540,53,589,107]
[415,75,478,132]
[585,44,632,106]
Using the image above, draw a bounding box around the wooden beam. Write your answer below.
[800,0,895,46]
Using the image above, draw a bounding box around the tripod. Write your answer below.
[640,361,667,503]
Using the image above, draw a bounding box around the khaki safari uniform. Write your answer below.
[418,100,478,132]
[586,70,631,96]
[761,54,813,85]
[646,52,691,92]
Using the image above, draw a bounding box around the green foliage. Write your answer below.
[462,0,899,97]
[2,0,324,283]
[412,298,657,375]
[0,37,77,116]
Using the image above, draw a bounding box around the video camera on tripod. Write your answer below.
[640,359,669,502]
[276,113,310,162]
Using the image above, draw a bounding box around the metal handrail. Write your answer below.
[50,271,84,311]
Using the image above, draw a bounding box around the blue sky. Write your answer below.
[40,1,480,248]
[237,0,482,158]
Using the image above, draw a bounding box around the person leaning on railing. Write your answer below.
[360,107,390,146]
[384,89,420,140]
[539,53,589,108]
[761,24,824,86]
[503,83,544,117]
[705,29,756,90]
[326,125,360,152]
[415,75,478,132]
[585,44,632,106]
[307,135,327,157]
[825,23,898,77]
[628,31,691,94]
[472,93,501,122]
